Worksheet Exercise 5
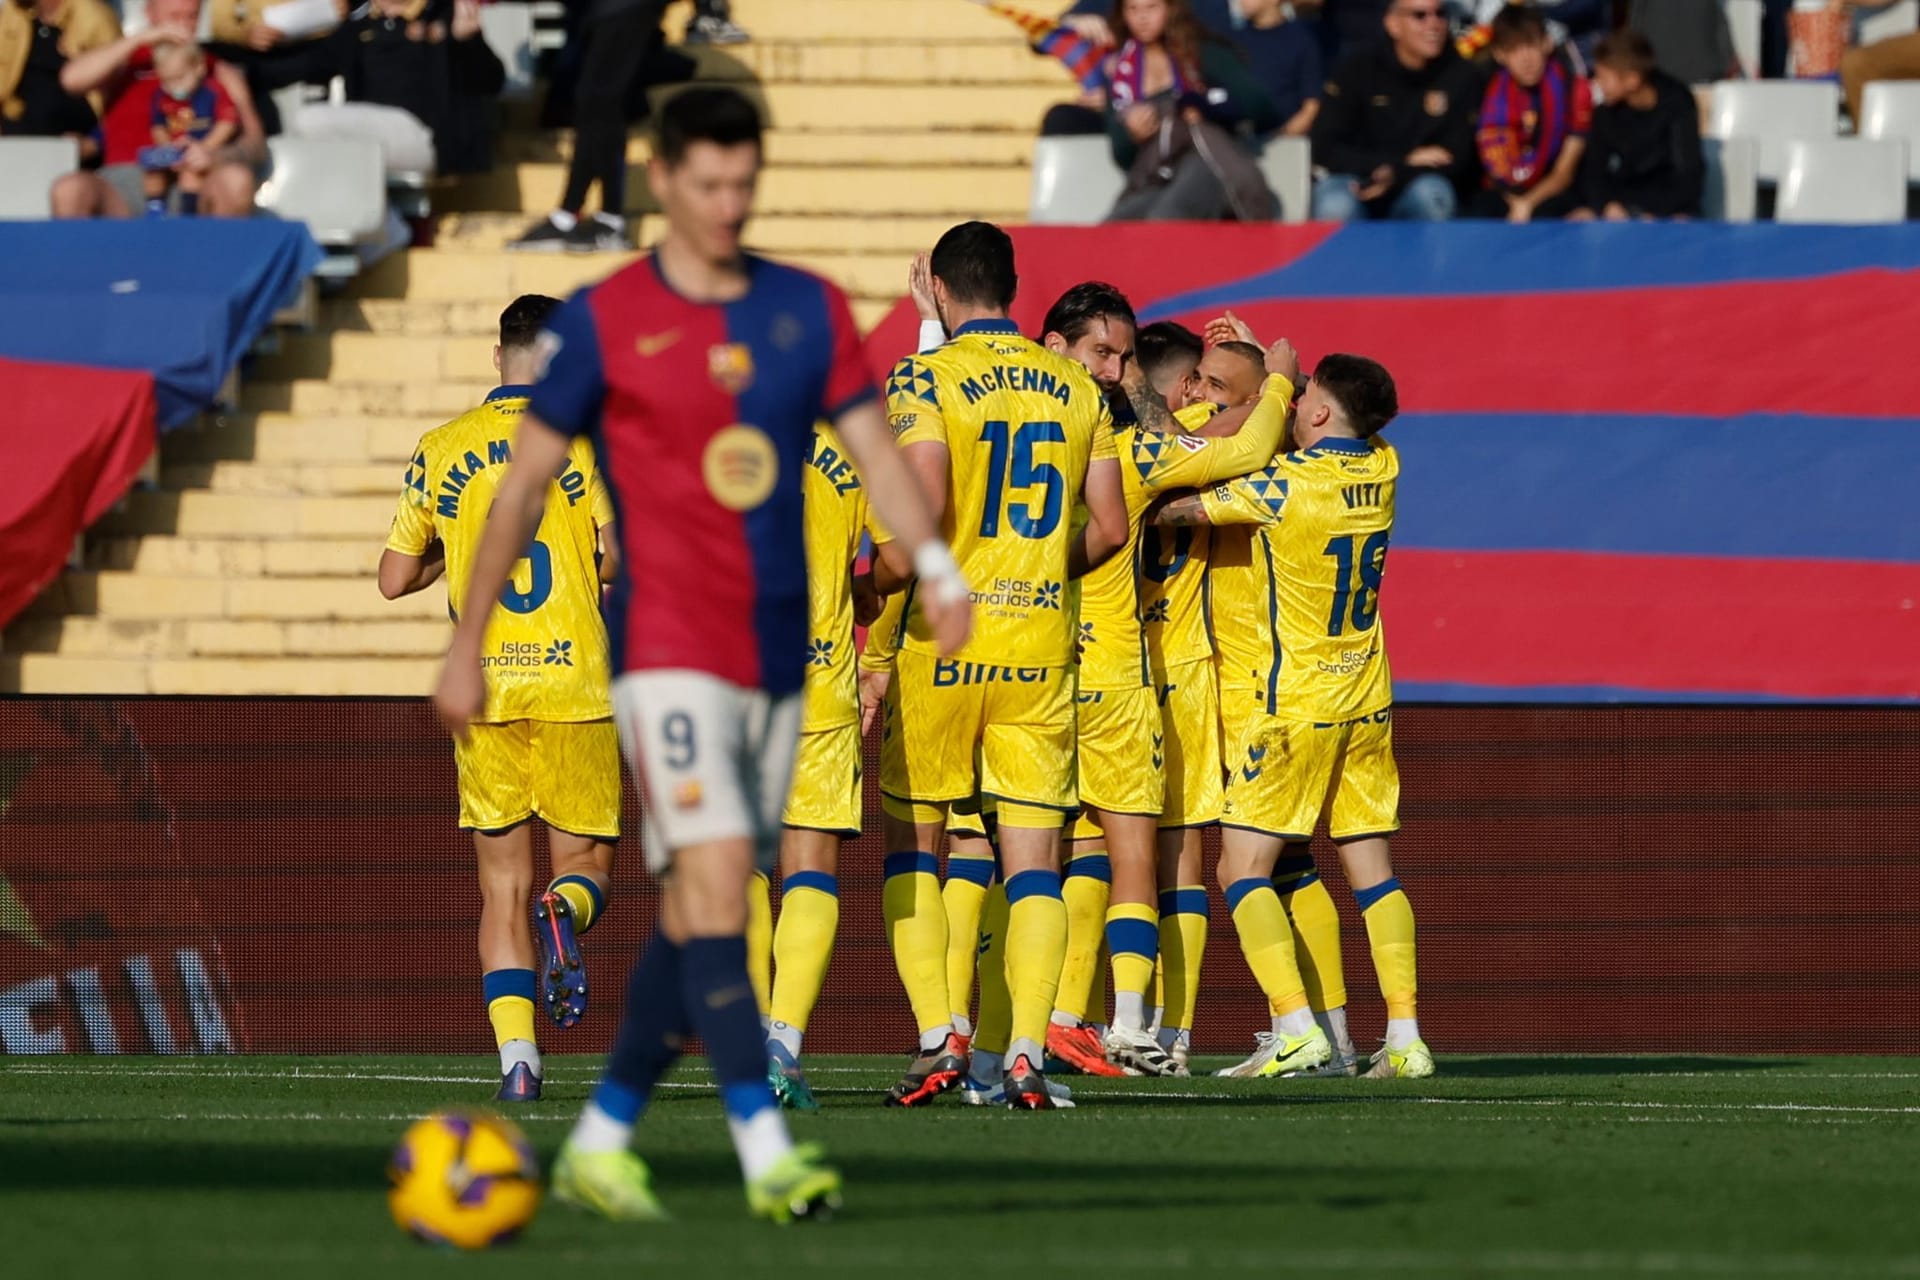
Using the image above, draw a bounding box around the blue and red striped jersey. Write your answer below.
[528,253,877,696]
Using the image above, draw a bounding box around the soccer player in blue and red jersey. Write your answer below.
[433,86,969,1224]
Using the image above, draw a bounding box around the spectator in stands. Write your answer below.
[1309,0,1480,220]
[1841,15,1920,123]
[508,0,673,251]
[1570,28,1703,221]
[1103,0,1284,220]
[280,0,503,178]
[0,0,117,150]
[1626,0,1735,87]
[50,0,266,218]
[1236,0,1324,136]
[1472,4,1589,221]
[142,40,237,214]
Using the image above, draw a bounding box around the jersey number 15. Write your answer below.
[977,420,1064,540]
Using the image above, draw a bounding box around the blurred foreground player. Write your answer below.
[433,86,967,1222]
[381,293,621,1104]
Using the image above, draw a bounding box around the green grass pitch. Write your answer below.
[5,1055,1918,1279]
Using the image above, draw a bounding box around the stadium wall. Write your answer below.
[3,697,1915,1058]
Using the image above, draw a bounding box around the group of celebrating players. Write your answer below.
[388,83,1429,1224]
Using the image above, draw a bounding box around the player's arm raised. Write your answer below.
[1142,341,1300,489]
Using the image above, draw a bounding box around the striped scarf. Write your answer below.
[1477,62,1574,190]
[980,1,1111,94]
[1104,38,1191,112]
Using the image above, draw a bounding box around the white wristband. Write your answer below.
[916,319,948,355]
[914,540,969,606]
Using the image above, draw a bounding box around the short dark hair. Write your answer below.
[1593,27,1656,78]
[1136,321,1204,384]
[1490,4,1548,49]
[1312,354,1399,438]
[1214,340,1266,373]
[655,86,763,167]
[499,294,561,349]
[1041,282,1136,347]
[929,221,1018,311]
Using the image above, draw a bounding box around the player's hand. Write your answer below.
[907,253,940,323]
[852,570,885,627]
[1204,310,1257,349]
[1264,337,1300,387]
[923,593,972,657]
[1406,145,1452,168]
[433,650,484,742]
[859,668,891,736]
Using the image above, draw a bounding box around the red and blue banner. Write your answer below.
[865,224,1920,703]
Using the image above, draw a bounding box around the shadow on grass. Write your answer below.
[1428,1056,1800,1079]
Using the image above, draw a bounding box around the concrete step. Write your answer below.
[674,39,1055,86]
[676,0,1014,42]
[159,461,403,497]
[0,653,439,695]
[95,490,398,539]
[239,378,496,418]
[162,414,429,464]
[445,160,1029,217]
[252,332,500,385]
[496,128,1036,169]
[85,535,382,577]
[432,212,979,259]
[6,616,449,659]
[24,572,444,621]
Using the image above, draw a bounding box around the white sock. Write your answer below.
[768,1020,802,1060]
[500,1038,540,1076]
[1049,1010,1080,1029]
[1317,1006,1354,1056]
[1113,991,1146,1032]
[1276,1007,1317,1039]
[726,1106,793,1183]
[1007,1036,1045,1070]
[1149,1005,1164,1035]
[1386,1018,1421,1050]
[548,209,577,231]
[951,1013,974,1037]
[918,1023,954,1053]
[567,1100,631,1154]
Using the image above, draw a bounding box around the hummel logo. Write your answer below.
[977,931,993,956]
[636,329,682,357]
[1241,744,1268,782]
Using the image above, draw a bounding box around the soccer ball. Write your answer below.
[388,1110,542,1249]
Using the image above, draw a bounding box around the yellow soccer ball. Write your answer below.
[388,1110,542,1249]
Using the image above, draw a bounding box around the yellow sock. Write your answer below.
[1157,885,1208,1032]
[1055,849,1111,1023]
[1105,902,1158,1029]
[1226,877,1308,1016]
[769,872,839,1034]
[483,969,538,1055]
[545,873,603,933]
[883,851,951,1036]
[746,870,773,1018]
[1004,869,1068,1060]
[1277,871,1348,1013]
[943,852,995,1027]
[1358,878,1418,1021]
[974,884,1011,1055]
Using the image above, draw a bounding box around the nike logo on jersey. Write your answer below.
[635,329,682,357]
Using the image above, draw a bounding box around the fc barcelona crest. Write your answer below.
[708,343,756,394]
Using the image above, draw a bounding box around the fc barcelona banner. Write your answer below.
[865,223,1920,703]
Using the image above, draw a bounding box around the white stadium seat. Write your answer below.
[1707,80,1841,183]
[1860,81,1920,181]
[1702,136,1761,223]
[257,136,388,275]
[1028,135,1126,225]
[1258,135,1310,224]
[480,2,538,101]
[1774,137,1909,223]
[0,136,78,219]
[1859,0,1920,46]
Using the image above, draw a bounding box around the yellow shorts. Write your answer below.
[1157,657,1222,828]
[781,720,862,836]
[454,717,621,839]
[1070,684,1162,840]
[1218,681,1266,772]
[881,649,1076,818]
[1220,707,1401,842]
[947,794,992,842]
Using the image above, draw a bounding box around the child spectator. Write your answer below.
[1234,0,1323,136]
[1473,4,1590,221]
[142,40,237,215]
[1571,28,1703,221]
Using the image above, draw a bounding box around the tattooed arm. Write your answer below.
[1120,352,1177,436]
[1153,492,1213,527]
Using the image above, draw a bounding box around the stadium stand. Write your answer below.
[1775,137,1910,223]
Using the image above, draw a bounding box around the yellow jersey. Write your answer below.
[800,424,872,732]
[387,387,615,723]
[1200,435,1398,723]
[1080,375,1294,691]
[1141,402,1222,676]
[885,319,1116,668]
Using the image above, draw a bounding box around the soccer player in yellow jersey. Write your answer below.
[1155,353,1433,1081]
[751,423,877,1111]
[1131,339,1273,1069]
[380,294,621,1103]
[874,222,1130,1110]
